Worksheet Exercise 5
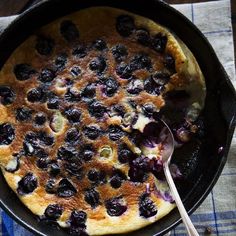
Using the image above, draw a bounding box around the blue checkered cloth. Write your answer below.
[171,1,236,235]
[0,0,235,235]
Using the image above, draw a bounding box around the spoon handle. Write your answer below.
[163,162,199,236]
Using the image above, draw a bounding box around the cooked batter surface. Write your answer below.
[0,7,205,235]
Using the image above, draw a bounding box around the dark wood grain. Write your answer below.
[0,0,235,64]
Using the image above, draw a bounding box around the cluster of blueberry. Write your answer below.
[0,13,195,235]
[42,204,88,235]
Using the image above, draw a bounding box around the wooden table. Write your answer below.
[0,0,235,63]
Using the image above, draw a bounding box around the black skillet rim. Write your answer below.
[0,0,235,235]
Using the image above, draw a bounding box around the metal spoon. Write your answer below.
[154,119,199,236]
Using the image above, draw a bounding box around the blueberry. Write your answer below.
[118,143,134,164]
[0,123,15,145]
[164,54,176,72]
[27,87,45,103]
[65,128,80,144]
[98,171,106,184]
[34,113,47,126]
[41,133,54,146]
[135,29,150,46]
[128,166,147,183]
[116,15,135,37]
[16,107,32,121]
[87,170,99,182]
[130,53,152,71]
[38,131,54,146]
[139,193,157,218]
[116,62,133,79]
[47,95,60,110]
[126,79,143,95]
[0,86,15,105]
[105,197,127,216]
[103,77,119,97]
[108,125,124,141]
[70,66,81,77]
[17,173,37,195]
[60,20,79,42]
[88,101,107,118]
[57,178,77,197]
[110,169,126,189]
[49,162,61,176]
[72,45,87,58]
[89,56,106,74]
[24,131,37,145]
[81,83,96,100]
[34,148,48,159]
[80,145,94,162]
[151,33,167,53]
[36,157,49,169]
[92,39,107,51]
[14,64,36,81]
[64,161,83,178]
[88,169,106,184]
[144,77,163,95]
[38,68,56,83]
[35,35,54,55]
[64,88,81,103]
[23,132,51,156]
[57,146,78,160]
[55,53,68,71]
[142,103,155,117]
[45,179,56,194]
[69,210,87,227]
[24,132,39,149]
[64,163,82,179]
[44,204,62,220]
[152,72,170,86]
[84,188,100,208]
[83,126,102,140]
[111,44,128,62]
[25,132,37,143]
[64,107,81,123]
[151,160,164,178]
[132,156,150,172]
[112,104,126,117]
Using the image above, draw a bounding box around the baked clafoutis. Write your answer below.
[0,7,205,235]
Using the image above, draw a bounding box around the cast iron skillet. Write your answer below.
[0,0,235,235]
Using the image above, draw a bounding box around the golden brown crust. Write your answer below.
[0,7,205,235]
